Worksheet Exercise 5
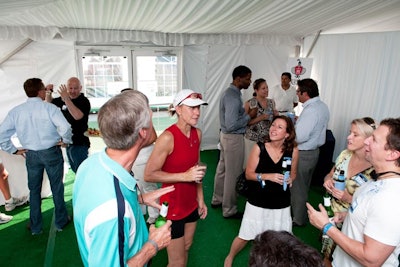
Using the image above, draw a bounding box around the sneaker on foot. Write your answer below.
[0,212,13,224]
[5,196,28,211]
[27,222,43,235]
[32,230,43,236]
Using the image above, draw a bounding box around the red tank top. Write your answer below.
[160,124,199,220]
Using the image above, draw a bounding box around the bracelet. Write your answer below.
[148,239,159,254]
[256,173,262,183]
[322,222,334,235]
[256,173,265,188]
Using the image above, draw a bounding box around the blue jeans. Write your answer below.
[66,145,89,173]
[25,146,69,233]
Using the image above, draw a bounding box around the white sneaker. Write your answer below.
[5,196,28,211]
[0,213,13,224]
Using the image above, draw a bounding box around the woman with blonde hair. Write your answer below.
[322,117,376,263]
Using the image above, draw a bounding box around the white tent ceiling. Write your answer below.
[0,0,399,39]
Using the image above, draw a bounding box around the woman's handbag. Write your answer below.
[236,142,267,198]
[236,170,249,197]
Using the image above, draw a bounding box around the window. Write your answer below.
[133,50,180,106]
[82,56,129,98]
[76,47,181,134]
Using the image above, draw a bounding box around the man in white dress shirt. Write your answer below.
[269,72,298,114]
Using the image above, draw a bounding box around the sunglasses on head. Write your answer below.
[177,93,202,106]
[362,117,376,129]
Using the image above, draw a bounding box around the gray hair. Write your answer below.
[98,90,151,150]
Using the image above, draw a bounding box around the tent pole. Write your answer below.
[305,30,321,58]
[0,38,33,66]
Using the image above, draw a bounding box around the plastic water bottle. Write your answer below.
[282,157,291,191]
[334,170,346,191]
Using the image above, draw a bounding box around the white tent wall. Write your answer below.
[0,39,75,122]
[182,44,296,150]
[304,31,400,159]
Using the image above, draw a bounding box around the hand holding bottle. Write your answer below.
[267,173,284,184]
[323,176,335,193]
[45,84,54,93]
[186,164,206,183]
[321,192,334,254]
[155,202,169,228]
[330,187,352,203]
[195,162,207,183]
[265,109,274,121]
[334,170,346,190]
[148,220,172,252]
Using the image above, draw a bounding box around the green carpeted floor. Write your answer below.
[0,150,325,266]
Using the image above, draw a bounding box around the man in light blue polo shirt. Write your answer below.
[73,90,174,266]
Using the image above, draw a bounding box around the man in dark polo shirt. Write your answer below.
[46,77,90,173]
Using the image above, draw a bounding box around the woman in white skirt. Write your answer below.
[224,115,298,267]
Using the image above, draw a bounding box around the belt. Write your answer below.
[299,148,319,151]
[278,110,288,113]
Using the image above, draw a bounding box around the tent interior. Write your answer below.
[1,0,400,162]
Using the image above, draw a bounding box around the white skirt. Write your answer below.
[238,201,292,241]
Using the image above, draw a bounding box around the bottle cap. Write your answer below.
[160,203,168,217]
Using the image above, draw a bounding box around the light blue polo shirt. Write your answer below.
[73,149,148,266]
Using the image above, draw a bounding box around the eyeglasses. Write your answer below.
[177,93,202,106]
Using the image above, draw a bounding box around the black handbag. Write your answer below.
[236,142,267,197]
[236,170,249,197]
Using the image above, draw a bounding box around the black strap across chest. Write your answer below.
[113,175,125,267]
[371,170,400,180]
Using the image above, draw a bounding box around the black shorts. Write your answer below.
[171,209,200,239]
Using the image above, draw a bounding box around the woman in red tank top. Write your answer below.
[145,89,208,266]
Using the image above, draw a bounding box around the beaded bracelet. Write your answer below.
[148,239,159,254]
[322,222,334,235]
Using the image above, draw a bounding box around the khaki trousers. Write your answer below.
[212,132,244,217]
